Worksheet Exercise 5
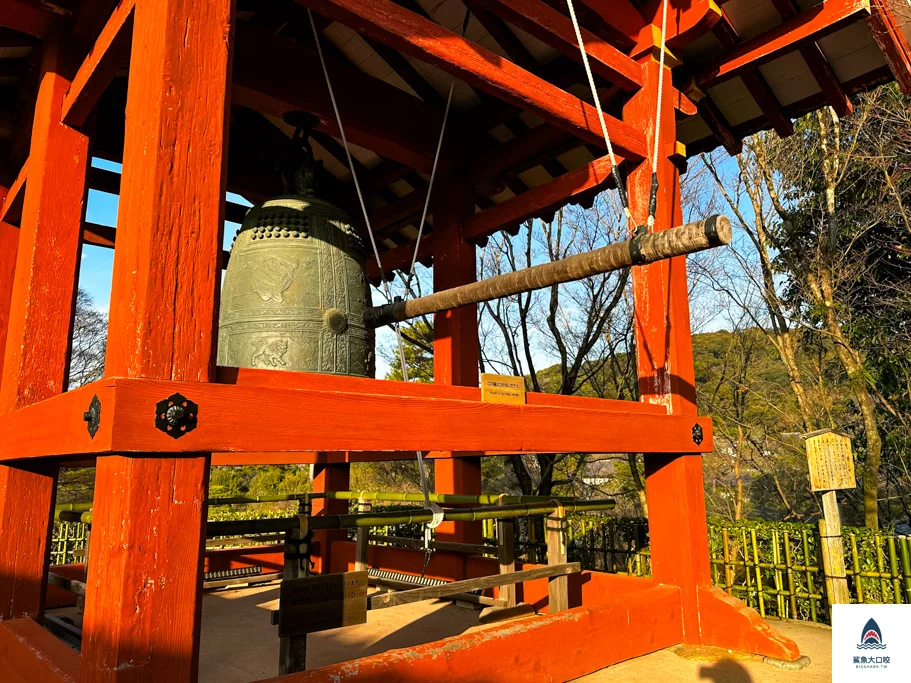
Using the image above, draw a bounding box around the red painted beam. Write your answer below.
[868,0,911,95]
[0,218,18,382]
[0,375,713,460]
[61,0,135,128]
[0,617,80,682]
[255,584,685,683]
[479,0,643,91]
[696,0,871,88]
[0,159,26,225]
[696,96,742,156]
[463,155,615,243]
[712,15,793,138]
[366,233,434,281]
[295,0,647,160]
[0,0,57,40]
[637,0,723,50]
[769,0,852,119]
[578,0,647,47]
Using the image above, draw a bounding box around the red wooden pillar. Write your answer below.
[0,32,89,622]
[0,219,16,381]
[623,55,711,642]
[310,461,350,574]
[79,0,234,680]
[433,175,482,544]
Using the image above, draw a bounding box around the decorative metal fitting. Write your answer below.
[83,395,101,439]
[155,393,198,439]
[692,423,704,446]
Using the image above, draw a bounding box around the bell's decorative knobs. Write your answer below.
[218,113,374,377]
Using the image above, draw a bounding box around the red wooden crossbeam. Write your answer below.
[232,24,448,175]
[0,159,27,225]
[696,0,871,88]
[470,125,576,189]
[463,155,615,244]
[0,373,712,460]
[713,14,793,138]
[578,0,647,48]
[61,0,135,128]
[0,0,58,40]
[366,233,434,282]
[868,0,911,95]
[295,0,647,160]
[480,0,643,91]
[769,0,852,118]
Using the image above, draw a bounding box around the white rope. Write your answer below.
[406,80,454,291]
[564,0,633,227]
[649,0,671,228]
[308,9,443,526]
[653,0,670,174]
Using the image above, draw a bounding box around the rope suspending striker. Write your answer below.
[308,9,449,535]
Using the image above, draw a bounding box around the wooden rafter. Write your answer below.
[685,65,893,156]
[574,0,646,48]
[463,1,539,73]
[463,155,614,244]
[61,0,135,128]
[479,0,643,91]
[769,0,852,118]
[0,0,58,40]
[696,0,871,89]
[232,24,448,174]
[295,0,647,160]
[696,97,742,156]
[367,233,435,281]
[713,14,793,138]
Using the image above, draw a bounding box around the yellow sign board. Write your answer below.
[480,373,526,405]
[805,429,856,492]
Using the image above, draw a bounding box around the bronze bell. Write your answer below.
[218,114,374,377]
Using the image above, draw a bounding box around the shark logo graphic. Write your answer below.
[857,618,887,650]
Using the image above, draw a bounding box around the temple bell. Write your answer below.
[218,114,374,377]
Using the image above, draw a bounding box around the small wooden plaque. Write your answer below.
[805,430,856,492]
[481,373,526,405]
[278,571,367,637]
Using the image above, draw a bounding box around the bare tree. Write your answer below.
[68,289,107,388]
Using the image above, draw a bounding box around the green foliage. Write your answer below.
[385,320,434,383]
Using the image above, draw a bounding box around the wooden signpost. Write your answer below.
[804,429,855,606]
[277,571,369,638]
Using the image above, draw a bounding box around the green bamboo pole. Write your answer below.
[207,499,616,538]
[850,534,864,604]
[751,529,765,617]
[901,538,911,604]
[802,528,817,622]
[55,502,94,514]
[888,536,901,604]
[876,534,888,602]
[772,530,785,617]
[722,529,733,593]
[323,491,573,505]
[742,529,754,609]
[783,531,797,619]
[58,511,93,524]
